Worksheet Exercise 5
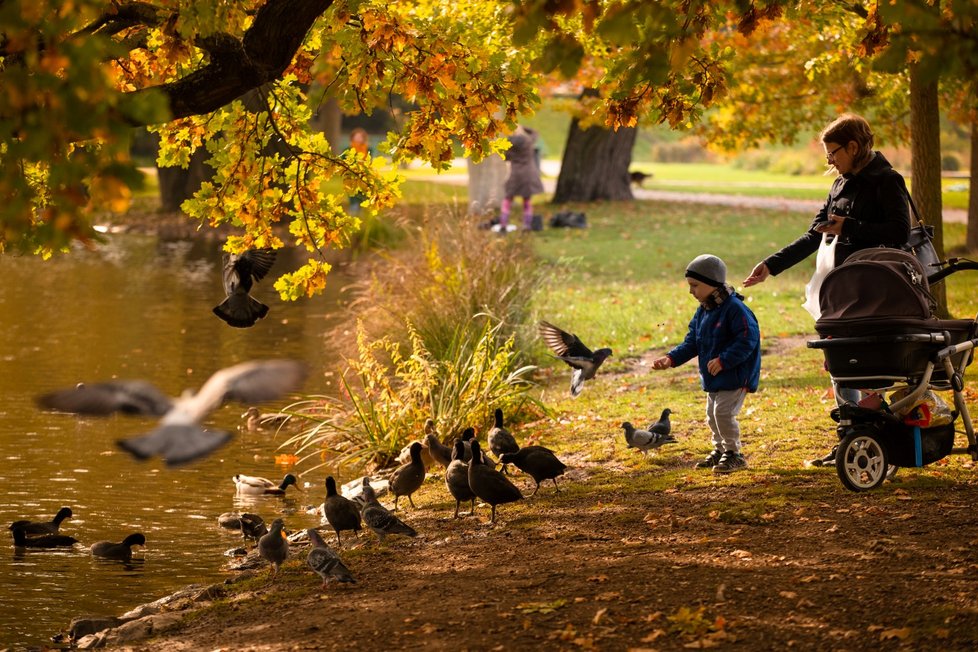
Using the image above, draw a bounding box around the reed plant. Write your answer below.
[282,318,540,470]
[349,204,548,359]
[281,205,549,471]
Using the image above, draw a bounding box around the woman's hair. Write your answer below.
[820,113,874,169]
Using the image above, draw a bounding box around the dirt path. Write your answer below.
[129,469,978,651]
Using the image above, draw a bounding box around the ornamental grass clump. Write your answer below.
[282,318,539,470]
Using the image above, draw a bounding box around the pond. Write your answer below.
[0,234,356,649]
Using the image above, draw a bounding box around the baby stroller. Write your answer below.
[807,248,978,491]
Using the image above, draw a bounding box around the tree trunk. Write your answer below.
[157,145,214,212]
[909,64,948,316]
[553,98,636,203]
[968,120,978,252]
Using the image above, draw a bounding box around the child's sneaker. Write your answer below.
[695,449,723,469]
[713,450,747,474]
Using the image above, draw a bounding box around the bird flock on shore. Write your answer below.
[226,406,574,587]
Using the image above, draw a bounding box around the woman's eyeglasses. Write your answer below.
[826,145,845,162]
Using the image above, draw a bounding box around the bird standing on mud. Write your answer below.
[360,478,417,543]
[306,528,356,588]
[538,321,613,396]
[258,518,289,577]
[36,359,308,466]
[213,248,277,328]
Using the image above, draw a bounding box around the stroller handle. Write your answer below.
[926,258,978,285]
[807,333,949,349]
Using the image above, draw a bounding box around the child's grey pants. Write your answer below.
[705,388,747,453]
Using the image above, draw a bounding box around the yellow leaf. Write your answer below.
[593,608,608,625]
[879,627,912,641]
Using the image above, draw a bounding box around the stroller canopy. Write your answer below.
[817,248,934,322]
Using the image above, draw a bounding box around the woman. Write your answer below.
[742,113,910,465]
[346,128,371,216]
[498,124,544,232]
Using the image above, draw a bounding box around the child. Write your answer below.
[651,255,761,473]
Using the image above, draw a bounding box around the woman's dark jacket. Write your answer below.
[764,152,911,274]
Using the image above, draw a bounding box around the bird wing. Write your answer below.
[239,248,277,282]
[203,360,308,408]
[630,429,655,449]
[36,380,173,417]
[363,504,416,537]
[538,321,594,358]
[117,425,233,466]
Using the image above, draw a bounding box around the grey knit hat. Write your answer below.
[685,254,727,288]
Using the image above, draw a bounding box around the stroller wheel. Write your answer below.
[836,430,889,492]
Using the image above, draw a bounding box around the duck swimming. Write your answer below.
[233,473,299,496]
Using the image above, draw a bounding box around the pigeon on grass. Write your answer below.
[538,321,613,396]
[622,415,678,457]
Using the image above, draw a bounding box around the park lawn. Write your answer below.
[523,196,978,497]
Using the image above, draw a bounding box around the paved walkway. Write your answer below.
[630,188,967,224]
[432,160,968,224]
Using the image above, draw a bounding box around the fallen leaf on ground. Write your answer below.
[641,629,665,642]
[518,599,568,614]
[879,627,912,640]
[593,608,608,625]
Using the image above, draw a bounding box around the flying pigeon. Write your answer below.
[36,359,308,466]
[213,248,277,328]
[538,321,613,396]
[621,418,678,456]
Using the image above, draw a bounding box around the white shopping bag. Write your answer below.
[801,233,837,320]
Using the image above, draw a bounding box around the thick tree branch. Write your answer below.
[124,0,334,123]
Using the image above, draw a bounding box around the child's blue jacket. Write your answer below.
[666,295,761,393]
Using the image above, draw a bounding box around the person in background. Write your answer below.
[742,113,910,467]
[652,255,761,474]
[347,127,371,216]
[497,124,544,233]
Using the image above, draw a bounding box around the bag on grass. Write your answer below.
[802,233,837,320]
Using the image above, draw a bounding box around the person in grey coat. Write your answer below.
[498,125,545,232]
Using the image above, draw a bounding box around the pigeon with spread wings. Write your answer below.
[36,359,308,466]
[213,248,277,328]
[538,321,613,396]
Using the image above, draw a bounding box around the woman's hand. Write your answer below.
[815,214,846,236]
[743,262,770,287]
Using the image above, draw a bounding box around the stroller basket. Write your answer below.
[810,323,976,389]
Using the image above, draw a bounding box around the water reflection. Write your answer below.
[0,234,352,649]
